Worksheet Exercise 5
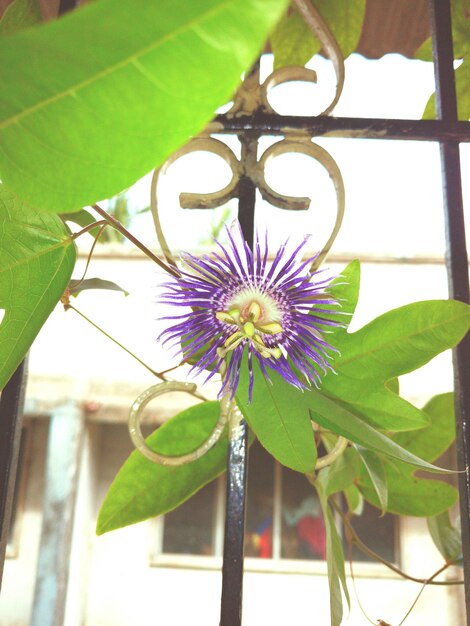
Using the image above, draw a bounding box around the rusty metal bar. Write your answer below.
[214,113,470,142]
[0,360,27,590]
[429,0,470,621]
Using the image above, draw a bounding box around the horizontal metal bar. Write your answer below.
[214,113,470,142]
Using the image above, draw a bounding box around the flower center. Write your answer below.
[215,298,284,360]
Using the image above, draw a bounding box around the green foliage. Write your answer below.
[323,299,470,431]
[309,391,452,474]
[0,0,41,36]
[0,186,76,390]
[0,0,288,212]
[236,356,318,473]
[427,510,462,562]
[354,446,388,514]
[271,0,365,69]
[69,278,129,297]
[358,393,458,516]
[97,401,228,534]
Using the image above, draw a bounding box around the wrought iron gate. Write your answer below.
[0,1,469,625]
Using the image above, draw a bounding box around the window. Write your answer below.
[151,441,399,571]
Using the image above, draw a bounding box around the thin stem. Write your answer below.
[347,542,376,625]
[92,204,180,277]
[66,303,165,381]
[397,563,451,626]
[65,304,210,403]
[332,500,462,586]
[69,223,107,292]
[71,219,108,240]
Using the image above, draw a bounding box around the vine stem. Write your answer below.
[65,303,165,380]
[92,203,180,277]
[397,563,452,626]
[69,223,108,292]
[332,500,462,586]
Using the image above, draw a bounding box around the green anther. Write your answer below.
[229,308,240,321]
[257,322,283,335]
[243,321,255,337]
[271,347,282,359]
[251,333,265,346]
[247,301,261,323]
[225,330,243,349]
[216,311,237,325]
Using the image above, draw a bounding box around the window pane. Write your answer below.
[344,501,398,564]
[162,481,216,555]
[281,468,326,560]
[245,442,275,558]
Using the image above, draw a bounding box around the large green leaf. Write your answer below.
[271,0,365,69]
[358,393,459,516]
[333,300,470,384]
[236,357,317,473]
[308,391,453,474]
[0,0,41,36]
[322,299,470,431]
[0,186,76,390]
[359,469,457,517]
[97,401,228,535]
[0,0,288,212]
[394,392,456,462]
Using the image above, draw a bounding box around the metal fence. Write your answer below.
[0,1,469,625]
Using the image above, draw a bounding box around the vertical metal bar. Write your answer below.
[429,0,470,620]
[30,402,84,626]
[219,137,257,626]
[0,360,28,590]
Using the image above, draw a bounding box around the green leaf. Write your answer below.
[97,401,228,534]
[334,300,470,384]
[0,0,289,212]
[236,356,317,473]
[355,446,388,514]
[271,10,317,69]
[385,377,399,394]
[271,0,365,69]
[427,510,462,562]
[323,299,470,432]
[0,186,76,390]
[308,391,453,474]
[316,482,350,626]
[394,392,456,463]
[326,259,360,338]
[422,62,470,121]
[359,469,457,517]
[0,0,41,36]
[343,484,363,515]
[358,393,458,516]
[323,383,430,431]
[69,277,129,297]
